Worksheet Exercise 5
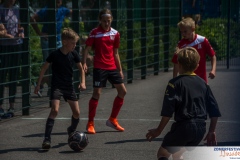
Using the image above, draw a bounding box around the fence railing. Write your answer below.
[0,0,239,116]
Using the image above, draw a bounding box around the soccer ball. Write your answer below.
[68,131,89,151]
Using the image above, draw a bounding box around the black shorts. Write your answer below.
[50,87,78,101]
[161,121,206,154]
[93,68,123,88]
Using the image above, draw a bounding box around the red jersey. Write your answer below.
[172,34,215,82]
[85,26,120,70]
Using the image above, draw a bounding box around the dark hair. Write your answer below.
[98,8,113,21]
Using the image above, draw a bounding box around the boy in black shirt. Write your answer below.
[146,47,221,160]
[34,28,86,150]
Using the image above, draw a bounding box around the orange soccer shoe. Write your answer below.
[86,121,96,134]
[106,117,125,132]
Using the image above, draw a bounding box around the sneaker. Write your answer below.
[0,108,4,116]
[42,139,51,150]
[106,118,124,131]
[67,126,75,136]
[86,121,96,134]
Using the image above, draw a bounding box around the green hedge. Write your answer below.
[29,18,239,78]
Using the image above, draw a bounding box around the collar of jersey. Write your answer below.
[98,26,111,32]
[180,72,196,76]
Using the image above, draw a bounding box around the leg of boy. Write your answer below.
[157,146,171,160]
[68,100,80,135]
[106,83,127,131]
[109,83,127,118]
[87,88,102,134]
[42,100,60,149]
[157,146,185,160]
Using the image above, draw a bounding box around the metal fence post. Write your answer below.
[48,0,56,107]
[127,0,133,83]
[227,0,231,69]
[19,0,30,115]
[141,0,147,79]
[72,0,80,98]
[111,0,118,29]
[153,0,160,75]
[163,0,169,72]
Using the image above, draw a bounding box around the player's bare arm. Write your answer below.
[76,62,86,90]
[209,55,216,79]
[146,116,171,142]
[34,62,50,94]
[30,14,48,39]
[204,117,218,146]
[82,46,92,73]
[114,48,124,79]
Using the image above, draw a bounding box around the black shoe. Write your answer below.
[67,126,75,136]
[42,139,51,150]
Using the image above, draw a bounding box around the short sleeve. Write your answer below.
[206,85,221,118]
[36,7,47,21]
[46,51,54,63]
[171,54,178,64]
[62,7,70,16]
[204,38,215,57]
[113,32,120,48]
[161,81,177,117]
[72,50,81,63]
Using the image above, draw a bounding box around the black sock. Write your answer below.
[44,118,54,141]
[69,116,79,131]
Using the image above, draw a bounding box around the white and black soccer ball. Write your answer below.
[68,131,89,151]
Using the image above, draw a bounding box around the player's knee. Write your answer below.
[50,108,59,117]
[118,86,127,97]
[120,89,127,97]
[73,111,80,118]
[158,157,168,160]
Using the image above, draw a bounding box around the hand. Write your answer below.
[5,34,14,38]
[83,63,88,73]
[146,128,161,142]
[34,85,40,95]
[79,83,86,91]
[208,71,216,79]
[119,70,124,79]
[204,132,217,146]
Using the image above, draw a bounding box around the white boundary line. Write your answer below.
[21,117,240,124]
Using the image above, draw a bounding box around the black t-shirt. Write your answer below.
[161,74,221,121]
[46,49,81,88]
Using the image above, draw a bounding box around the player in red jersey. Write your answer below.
[82,8,127,134]
[172,17,216,83]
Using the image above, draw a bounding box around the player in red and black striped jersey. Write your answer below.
[146,47,221,160]
[82,9,127,134]
[172,17,217,83]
